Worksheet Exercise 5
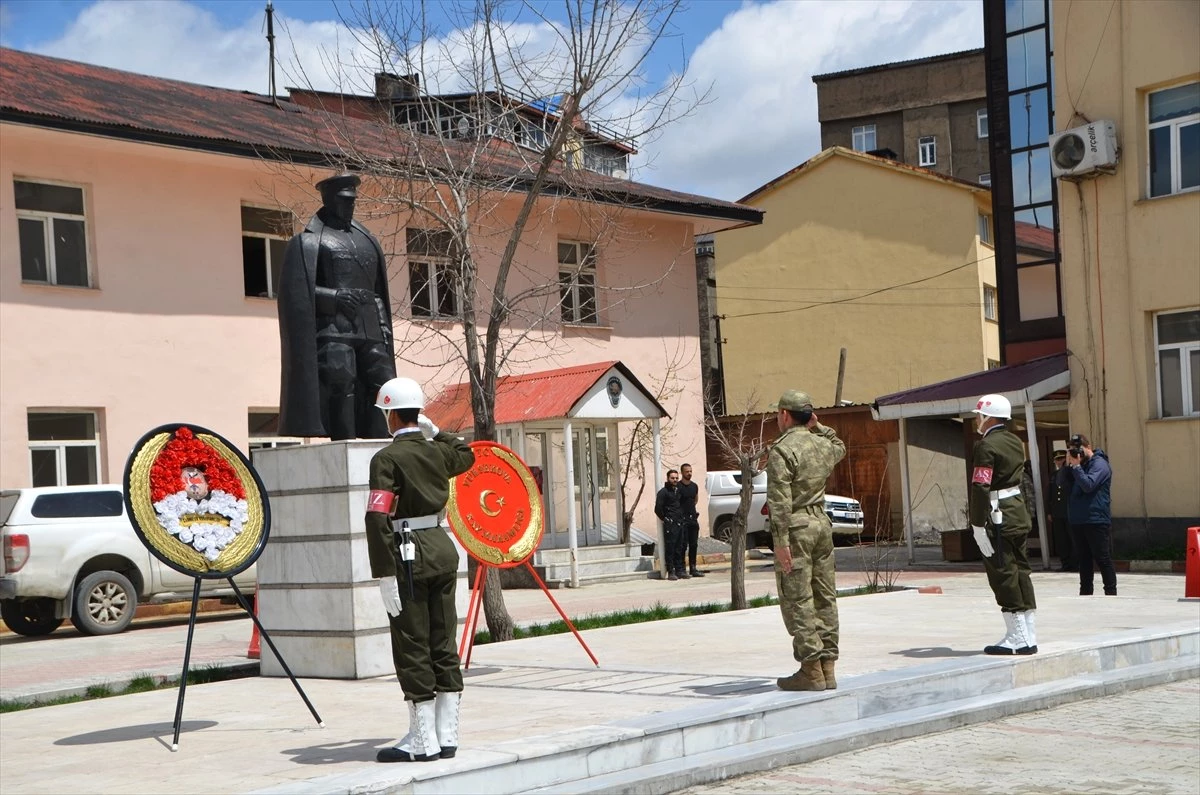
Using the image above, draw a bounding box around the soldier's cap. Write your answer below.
[316,172,361,198]
[1053,450,1067,460]
[769,390,814,412]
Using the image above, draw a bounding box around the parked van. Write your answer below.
[0,485,255,636]
[705,471,865,549]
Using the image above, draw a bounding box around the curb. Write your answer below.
[1,661,259,707]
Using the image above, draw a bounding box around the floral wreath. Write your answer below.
[149,427,249,561]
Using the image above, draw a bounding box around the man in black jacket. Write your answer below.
[677,464,705,577]
[654,469,688,581]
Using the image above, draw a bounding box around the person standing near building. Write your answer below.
[969,394,1037,656]
[1059,433,1116,596]
[766,390,846,692]
[1050,450,1076,571]
[655,469,688,580]
[367,377,475,763]
[677,463,705,577]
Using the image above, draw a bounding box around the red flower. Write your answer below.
[149,427,245,503]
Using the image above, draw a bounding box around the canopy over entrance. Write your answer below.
[425,361,670,586]
[871,353,1070,567]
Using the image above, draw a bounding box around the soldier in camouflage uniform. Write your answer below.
[969,393,1038,656]
[367,377,476,763]
[766,390,847,692]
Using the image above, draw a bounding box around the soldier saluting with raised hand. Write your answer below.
[969,393,1038,656]
[367,377,475,763]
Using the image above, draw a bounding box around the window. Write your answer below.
[919,136,937,167]
[14,179,90,287]
[558,241,598,324]
[248,411,304,451]
[407,229,460,319]
[241,206,293,298]
[31,491,123,519]
[977,212,993,244]
[595,428,612,491]
[851,124,877,153]
[983,285,998,321]
[1148,82,1200,198]
[979,173,992,186]
[28,412,100,487]
[1155,309,1200,417]
[977,108,989,138]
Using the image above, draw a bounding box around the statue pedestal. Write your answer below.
[252,441,469,679]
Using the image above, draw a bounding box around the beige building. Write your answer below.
[1052,0,1200,548]
[715,146,999,413]
[813,50,991,186]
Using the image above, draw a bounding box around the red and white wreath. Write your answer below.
[149,428,249,561]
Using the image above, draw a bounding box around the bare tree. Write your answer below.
[704,397,771,610]
[280,0,701,640]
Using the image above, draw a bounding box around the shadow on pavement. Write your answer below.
[890,647,983,658]
[55,720,218,748]
[686,679,776,696]
[281,738,396,765]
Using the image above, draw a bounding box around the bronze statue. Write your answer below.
[277,173,396,440]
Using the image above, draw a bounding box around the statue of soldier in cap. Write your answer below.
[765,389,846,693]
[277,172,397,440]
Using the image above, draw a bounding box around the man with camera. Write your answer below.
[1056,433,1116,596]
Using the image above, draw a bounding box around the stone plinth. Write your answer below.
[252,441,470,679]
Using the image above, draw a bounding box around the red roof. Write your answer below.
[425,361,665,430]
[1014,221,1056,256]
[0,47,760,225]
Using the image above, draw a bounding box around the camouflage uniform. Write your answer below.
[766,408,847,664]
[969,424,1036,612]
[366,429,475,702]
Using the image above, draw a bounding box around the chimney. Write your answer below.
[375,72,421,100]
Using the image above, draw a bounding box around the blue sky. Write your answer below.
[0,0,985,199]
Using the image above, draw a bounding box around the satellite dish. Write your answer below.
[457,116,471,138]
[612,168,628,180]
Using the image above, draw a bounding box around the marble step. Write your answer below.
[534,544,649,565]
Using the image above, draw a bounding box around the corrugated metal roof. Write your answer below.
[1015,221,1056,256]
[874,353,1068,409]
[425,361,666,431]
[0,47,762,225]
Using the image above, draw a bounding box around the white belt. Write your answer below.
[394,514,440,530]
[990,486,1021,500]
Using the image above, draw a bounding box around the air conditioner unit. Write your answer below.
[1049,121,1119,179]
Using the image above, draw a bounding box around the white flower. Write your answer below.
[153,488,250,564]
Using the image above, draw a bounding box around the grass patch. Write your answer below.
[1128,544,1185,562]
[0,664,254,713]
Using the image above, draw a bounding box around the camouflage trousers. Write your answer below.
[775,517,839,663]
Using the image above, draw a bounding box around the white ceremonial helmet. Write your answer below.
[972,393,1012,420]
[375,377,425,411]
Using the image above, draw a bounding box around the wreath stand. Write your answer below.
[168,578,323,751]
[457,561,598,669]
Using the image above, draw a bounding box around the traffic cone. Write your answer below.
[247,595,261,659]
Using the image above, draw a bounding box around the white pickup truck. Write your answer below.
[706,471,865,549]
[0,485,255,636]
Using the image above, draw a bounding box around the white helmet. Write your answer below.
[375,377,424,411]
[972,393,1011,420]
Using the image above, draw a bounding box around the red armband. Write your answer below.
[367,489,395,514]
[971,467,993,486]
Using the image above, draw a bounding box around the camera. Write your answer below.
[1068,435,1085,458]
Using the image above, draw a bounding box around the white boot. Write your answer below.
[1022,610,1038,652]
[376,700,442,763]
[435,691,462,759]
[984,611,1034,655]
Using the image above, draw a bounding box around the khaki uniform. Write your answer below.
[969,425,1036,612]
[366,430,475,702]
[766,423,847,663]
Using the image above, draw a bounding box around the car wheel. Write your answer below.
[0,597,64,636]
[71,571,137,635]
[713,517,733,543]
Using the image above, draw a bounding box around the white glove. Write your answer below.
[417,413,439,440]
[972,525,995,558]
[378,575,402,617]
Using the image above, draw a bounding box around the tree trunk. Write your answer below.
[730,462,754,610]
[481,565,513,640]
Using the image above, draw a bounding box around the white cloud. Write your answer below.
[23,0,983,201]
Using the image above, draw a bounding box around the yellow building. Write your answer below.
[714,147,1000,413]
[1053,0,1200,546]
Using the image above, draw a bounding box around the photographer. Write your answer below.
[1056,434,1116,596]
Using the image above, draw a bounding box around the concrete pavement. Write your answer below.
[0,565,1195,794]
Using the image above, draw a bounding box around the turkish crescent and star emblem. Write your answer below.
[448,441,543,568]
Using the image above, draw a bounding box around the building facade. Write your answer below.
[813,50,991,185]
[1050,0,1200,549]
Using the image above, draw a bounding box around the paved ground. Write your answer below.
[676,679,1200,795]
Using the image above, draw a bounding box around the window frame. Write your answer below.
[851,124,877,153]
[1147,81,1200,198]
[979,172,992,186]
[247,410,305,451]
[408,256,461,320]
[977,108,990,138]
[983,285,998,321]
[27,410,101,487]
[918,136,937,167]
[978,212,993,245]
[557,240,599,325]
[14,178,92,288]
[240,204,293,300]
[1153,308,1200,418]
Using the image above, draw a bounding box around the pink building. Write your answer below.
[0,49,759,543]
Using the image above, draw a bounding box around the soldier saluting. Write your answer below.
[969,393,1038,655]
[367,377,475,763]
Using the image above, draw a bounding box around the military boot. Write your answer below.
[984,611,1035,655]
[376,700,441,762]
[821,659,837,690]
[435,691,461,759]
[777,660,826,692]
